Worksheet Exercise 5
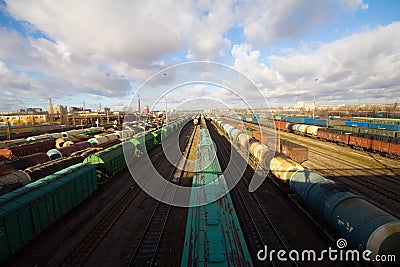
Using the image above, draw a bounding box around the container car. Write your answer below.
[345,121,370,128]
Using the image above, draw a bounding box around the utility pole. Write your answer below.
[138,95,141,114]
[313,78,318,119]
[106,106,109,124]
[6,118,11,140]
[72,110,76,127]
[49,98,54,130]
[312,94,316,119]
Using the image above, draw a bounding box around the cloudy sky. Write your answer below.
[0,0,399,111]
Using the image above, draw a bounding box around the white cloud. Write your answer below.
[0,27,131,100]
[235,0,369,45]
[0,0,238,111]
[0,0,396,111]
[232,22,400,105]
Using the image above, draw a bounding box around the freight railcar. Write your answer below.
[233,115,400,158]
[212,118,400,262]
[0,116,192,264]
[350,117,400,125]
[0,163,97,263]
[182,128,252,266]
[289,169,400,261]
[0,170,31,195]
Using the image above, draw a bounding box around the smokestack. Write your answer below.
[138,95,141,114]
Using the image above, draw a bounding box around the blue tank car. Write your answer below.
[290,169,400,260]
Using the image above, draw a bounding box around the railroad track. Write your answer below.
[228,118,400,215]
[61,151,171,266]
[233,117,400,170]
[307,149,400,216]
[207,121,297,267]
[128,124,197,266]
[61,124,194,266]
[308,147,400,184]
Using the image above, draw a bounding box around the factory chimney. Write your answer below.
[138,95,141,114]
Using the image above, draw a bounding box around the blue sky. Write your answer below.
[0,0,399,112]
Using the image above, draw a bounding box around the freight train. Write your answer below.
[0,117,191,264]
[0,126,105,149]
[182,127,252,266]
[240,114,400,135]
[232,115,400,158]
[0,124,105,141]
[212,118,400,262]
[278,115,400,130]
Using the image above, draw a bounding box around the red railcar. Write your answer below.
[8,140,56,158]
[332,133,350,145]
[57,146,78,157]
[0,152,50,175]
[0,162,15,175]
[370,136,400,157]
[274,121,288,131]
[349,135,373,150]
[74,141,92,151]
[9,153,50,170]
[317,129,350,145]
[372,139,389,154]
[251,131,276,149]
[388,142,400,157]
[280,139,308,163]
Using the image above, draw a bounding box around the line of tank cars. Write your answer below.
[233,114,400,158]
[0,117,190,263]
[212,118,400,262]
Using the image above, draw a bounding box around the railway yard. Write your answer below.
[0,114,399,266]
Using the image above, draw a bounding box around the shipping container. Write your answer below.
[333,125,360,133]
[345,121,369,128]
[369,123,398,131]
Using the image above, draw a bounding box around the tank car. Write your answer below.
[290,169,400,260]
